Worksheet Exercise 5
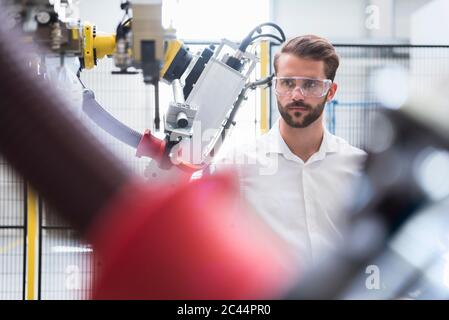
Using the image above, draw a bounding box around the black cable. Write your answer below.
[238,22,286,53]
[249,34,284,44]
[117,2,132,38]
[248,22,286,42]
[76,67,87,89]
[254,22,286,42]
[121,17,132,27]
[248,74,274,90]
[120,0,131,14]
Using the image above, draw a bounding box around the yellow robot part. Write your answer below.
[82,22,116,70]
[160,39,184,79]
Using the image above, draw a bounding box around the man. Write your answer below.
[215,35,367,268]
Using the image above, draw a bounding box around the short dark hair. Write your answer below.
[274,35,340,81]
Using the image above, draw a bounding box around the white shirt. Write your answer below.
[214,119,367,268]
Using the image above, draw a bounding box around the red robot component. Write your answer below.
[88,174,297,299]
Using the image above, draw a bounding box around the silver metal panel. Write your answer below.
[181,59,246,164]
[186,58,246,133]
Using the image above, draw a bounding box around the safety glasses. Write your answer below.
[273,76,332,98]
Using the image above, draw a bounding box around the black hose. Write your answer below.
[249,34,284,44]
[249,74,274,90]
[239,22,286,52]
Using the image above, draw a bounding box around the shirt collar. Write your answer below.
[263,118,339,161]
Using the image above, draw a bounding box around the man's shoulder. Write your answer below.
[329,133,367,158]
[323,133,367,175]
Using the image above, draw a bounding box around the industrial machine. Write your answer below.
[5,0,116,69]
[81,32,280,182]
[6,0,285,182]
[6,0,164,130]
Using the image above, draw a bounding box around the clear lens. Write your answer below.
[274,77,331,97]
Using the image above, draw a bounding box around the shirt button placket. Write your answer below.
[300,165,313,263]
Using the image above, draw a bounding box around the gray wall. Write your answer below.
[270,0,432,43]
[270,0,367,41]
[395,0,430,40]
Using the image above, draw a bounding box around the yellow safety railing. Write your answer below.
[259,41,270,134]
[25,184,39,300]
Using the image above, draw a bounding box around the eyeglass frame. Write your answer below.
[273,76,333,98]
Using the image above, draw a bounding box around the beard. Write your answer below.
[277,96,327,128]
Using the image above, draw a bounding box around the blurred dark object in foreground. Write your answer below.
[286,85,449,299]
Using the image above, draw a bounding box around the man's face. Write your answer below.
[275,54,337,128]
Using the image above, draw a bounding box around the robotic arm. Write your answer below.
[81,20,285,182]
[6,0,116,69]
[7,0,285,182]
